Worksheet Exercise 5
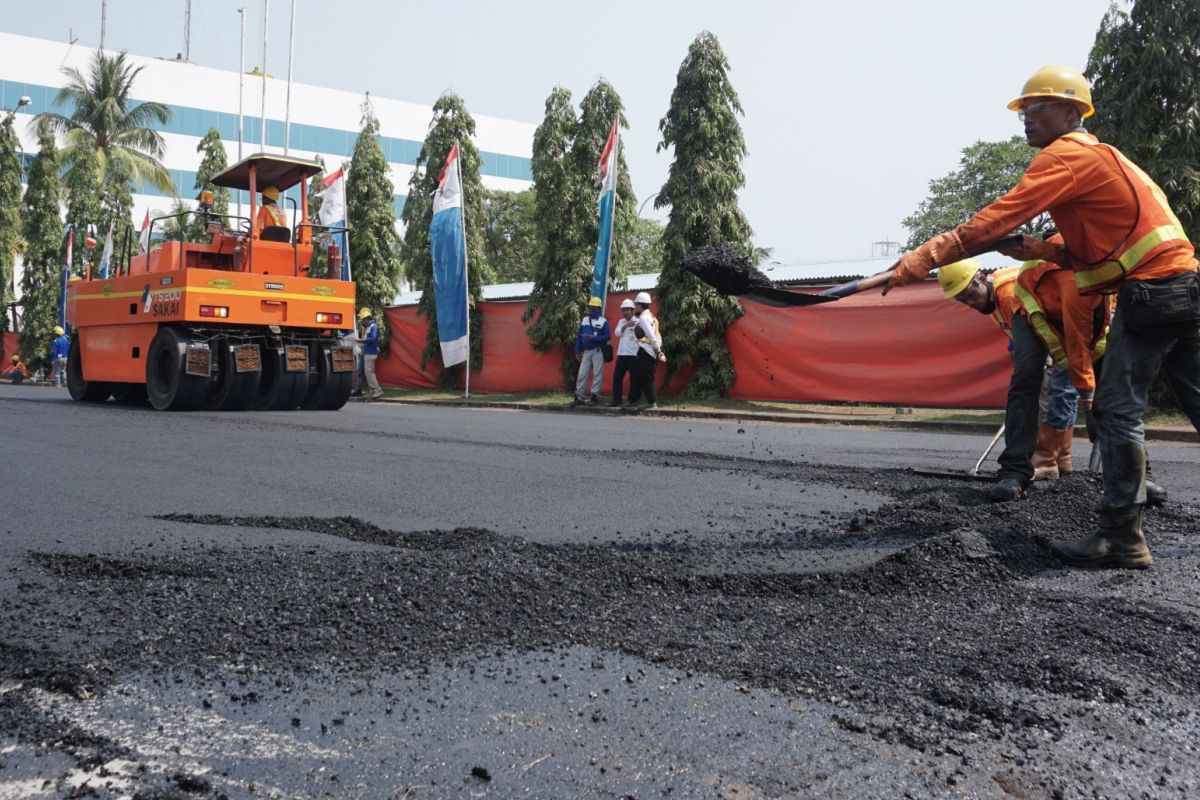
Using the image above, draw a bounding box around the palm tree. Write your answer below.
[33,50,176,195]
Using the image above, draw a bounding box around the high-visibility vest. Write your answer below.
[989,266,1020,335]
[1059,132,1193,294]
[259,204,288,229]
[1013,259,1110,371]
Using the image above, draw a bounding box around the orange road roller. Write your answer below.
[66,154,357,411]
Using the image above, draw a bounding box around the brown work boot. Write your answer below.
[1056,426,1074,474]
[1032,424,1060,481]
[1050,508,1152,569]
[988,476,1025,502]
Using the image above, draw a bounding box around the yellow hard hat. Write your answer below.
[937,258,982,299]
[1007,65,1094,119]
[53,325,64,335]
[262,186,280,201]
[358,307,372,319]
[10,354,18,362]
[587,296,602,308]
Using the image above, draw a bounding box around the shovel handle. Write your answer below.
[820,235,1028,299]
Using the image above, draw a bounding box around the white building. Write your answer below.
[0,31,535,301]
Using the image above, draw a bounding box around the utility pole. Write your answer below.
[283,0,295,154]
[260,0,269,150]
[183,0,192,61]
[99,0,106,50]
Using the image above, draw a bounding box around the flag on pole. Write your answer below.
[316,166,351,281]
[589,118,620,305]
[138,210,151,252]
[97,223,114,280]
[429,142,469,368]
[59,225,72,329]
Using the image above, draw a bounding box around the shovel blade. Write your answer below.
[740,287,839,307]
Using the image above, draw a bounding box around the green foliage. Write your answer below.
[347,101,403,349]
[33,49,175,195]
[399,92,490,382]
[62,144,101,276]
[654,31,750,398]
[1086,0,1200,243]
[97,159,133,275]
[483,189,537,283]
[0,114,22,327]
[522,87,590,389]
[902,137,1052,249]
[624,217,665,279]
[188,128,230,241]
[19,130,62,367]
[573,80,638,288]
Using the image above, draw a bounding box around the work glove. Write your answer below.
[882,231,967,296]
[995,235,1069,266]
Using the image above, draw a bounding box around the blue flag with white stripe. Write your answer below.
[589,118,619,305]
[429,142,468,367]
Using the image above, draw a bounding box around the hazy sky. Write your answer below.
[9,0,1118,263]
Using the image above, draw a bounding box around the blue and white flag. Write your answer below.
[316,166,352,282]
[59,225,72,329]
[97,222,114,279]
[589,118,620,305]
[429,142,468,368]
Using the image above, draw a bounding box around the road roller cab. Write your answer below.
[65,153,358,411]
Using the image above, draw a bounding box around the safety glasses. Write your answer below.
[1017,101,1062,121]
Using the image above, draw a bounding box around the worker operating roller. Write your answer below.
[882,65,1200,570]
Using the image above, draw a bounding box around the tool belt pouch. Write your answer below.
[1118,271,1200,336]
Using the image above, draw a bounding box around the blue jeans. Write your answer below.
[1043,364,1079,430]
[1094,294,1200,512]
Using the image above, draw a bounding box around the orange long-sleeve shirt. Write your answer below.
[987,263,1106,393]
[896,131,1197,288]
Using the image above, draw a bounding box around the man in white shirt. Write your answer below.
[609,299,640,407]
[625,292,662,411]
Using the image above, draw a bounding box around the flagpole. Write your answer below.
[605,116,619,307]
[237,6,245,220]
[259,0,268,151]
[457,140,470,399]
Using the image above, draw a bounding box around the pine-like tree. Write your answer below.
[96,159,133,276]
[399,92,489,379]
[346,100,403,350]
[654,32,751,398]
[18,129,63,367]
[0,113,22,329]
[1086,0,1200,241]
[573,80,638,288]
[522,87,589,388]
[189,128,230,241]
[62,143,101,276]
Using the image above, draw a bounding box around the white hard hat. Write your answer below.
[635,291,652,305]
[620,299,635,309]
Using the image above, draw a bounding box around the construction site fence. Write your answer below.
[376,283,1010,408]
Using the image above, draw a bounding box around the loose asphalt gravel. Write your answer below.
[0,384,1198,799]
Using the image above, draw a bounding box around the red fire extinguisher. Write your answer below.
[327,240,342,280]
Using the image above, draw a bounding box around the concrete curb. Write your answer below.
[376,397,1199,444]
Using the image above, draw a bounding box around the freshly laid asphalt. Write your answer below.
[1,383,1198,799]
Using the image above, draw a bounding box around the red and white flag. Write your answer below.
[137,210,150,252]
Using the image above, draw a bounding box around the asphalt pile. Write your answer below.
[3,455,1199,797]
[681,244,775,296]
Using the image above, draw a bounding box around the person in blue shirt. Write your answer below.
[356,308,382,400]
[49,326,70,388]
[572,296,611,406]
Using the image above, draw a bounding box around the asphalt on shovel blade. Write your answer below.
[683,244,837,307]
[911,468,998,482]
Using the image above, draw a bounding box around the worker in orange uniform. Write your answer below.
[3,354,29,384]
[883,65,1198,569]
[257,186,288,238]
[937,257,1167,506]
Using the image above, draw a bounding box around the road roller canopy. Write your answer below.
[210,153,325,193]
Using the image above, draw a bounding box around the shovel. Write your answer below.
[682,245,837,307]
[913,423,1004,482]
[820,235,1026,299]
